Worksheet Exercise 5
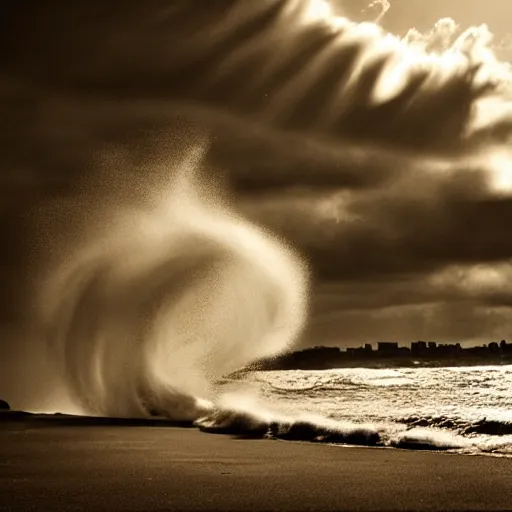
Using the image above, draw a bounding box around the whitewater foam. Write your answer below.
[193,397,512,456]
[205,366,512,456]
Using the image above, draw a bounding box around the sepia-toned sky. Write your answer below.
[290,0,512,347]
[1,0,512,360]
[338,0,511,37]
[303,0,512,346]
[232,0,512,347]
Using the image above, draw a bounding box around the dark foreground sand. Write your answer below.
[1,413,511,511]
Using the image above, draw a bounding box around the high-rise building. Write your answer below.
[377,342,398,352]
[411,341,427,355]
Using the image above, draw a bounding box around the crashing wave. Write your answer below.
[195,406,512,454]
[38,137,308,419]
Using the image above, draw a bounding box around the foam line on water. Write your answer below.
[194,402,512,455]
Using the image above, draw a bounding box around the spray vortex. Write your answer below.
[39,139,308,419]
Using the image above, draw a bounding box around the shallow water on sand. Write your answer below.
[218,365,512,456]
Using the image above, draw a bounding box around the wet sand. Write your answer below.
[1,413,511,511]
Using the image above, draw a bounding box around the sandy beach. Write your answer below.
[1,413,511,511]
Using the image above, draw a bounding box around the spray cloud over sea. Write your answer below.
[35,131,308,421]
[2,0,512,455]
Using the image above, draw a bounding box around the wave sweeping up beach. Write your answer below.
[207,365,512,456]
[2,0,512,464]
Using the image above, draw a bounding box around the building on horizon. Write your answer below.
[411,341,427,355]
[377,342,399,353]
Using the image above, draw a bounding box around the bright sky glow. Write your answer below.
[431,263,511,294]
[302,0,333,23]
[487,150,512,194]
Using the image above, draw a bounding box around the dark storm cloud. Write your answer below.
[208,131,414,193]
[312,195,512,279]
[305,299,512,346]
[2,0,512,358]
[2,1,502,152]
[242,166,512,281]
[311,261,512,315]
[241,163,512,346]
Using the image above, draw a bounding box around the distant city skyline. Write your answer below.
[335,338,511,350]
[303,338,512,354]
[255,338,512,371]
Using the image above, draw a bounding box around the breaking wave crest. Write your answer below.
[195,404,512,455]
[38,138,308,419]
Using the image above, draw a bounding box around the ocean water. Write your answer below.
[209,365,512,457]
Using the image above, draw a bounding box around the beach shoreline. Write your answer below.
[1,412,512,511]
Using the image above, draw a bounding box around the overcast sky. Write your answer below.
[221,0,512,347]
[310,0,512,346]
[1,0,512,368]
